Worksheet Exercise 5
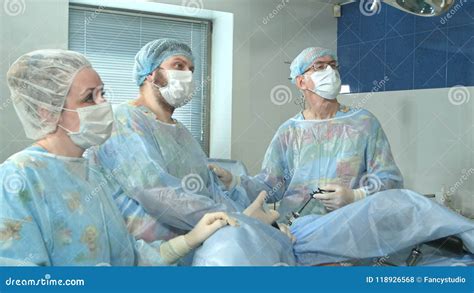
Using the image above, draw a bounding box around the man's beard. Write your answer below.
[151,77,174,111]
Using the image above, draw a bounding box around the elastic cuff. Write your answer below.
[228,175,240,191]
[353,188,367,201]
[160,235,192,265]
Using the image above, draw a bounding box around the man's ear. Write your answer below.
[295,75,307,91]
[145,72,155,84]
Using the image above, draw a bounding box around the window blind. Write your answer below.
[69,6,211,152]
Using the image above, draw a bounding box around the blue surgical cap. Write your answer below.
[289,47,337,83]
[133,38,194,86]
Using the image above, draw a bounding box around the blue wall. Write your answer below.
[337,0,474,93]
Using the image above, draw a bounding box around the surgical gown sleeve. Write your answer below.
[239,129,291,203]
[95,105,242,233]
[0,168,51,266]
[134,238,191,266]
[363,115,403,194]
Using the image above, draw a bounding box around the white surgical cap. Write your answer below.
[7,49,91,140]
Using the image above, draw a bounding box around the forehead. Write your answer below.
[314,55,335,63]
[69,67,102,93]
[162,55,194,67]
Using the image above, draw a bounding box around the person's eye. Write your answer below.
[174,62,185,70]
[83,94,94,103]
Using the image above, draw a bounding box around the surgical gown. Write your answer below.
[291,189,474,265]
[94,102,295,265]
[196,189,474,266]
[0,146,169,266]
[240,106,404,220]
[94,101,251,240]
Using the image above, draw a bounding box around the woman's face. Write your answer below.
[58,67,105,133]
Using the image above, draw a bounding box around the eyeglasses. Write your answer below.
[304,61,339,73]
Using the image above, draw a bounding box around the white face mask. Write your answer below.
[58,102,114,149]
[307,66,342,100]
[152,70,194,108]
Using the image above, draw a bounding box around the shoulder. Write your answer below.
[276,112,302,133]
[1,148,48,177]
[358,108,382,128]
[113,101,141,125]
[0,149,47,210]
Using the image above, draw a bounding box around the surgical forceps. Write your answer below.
[286,188,334,225]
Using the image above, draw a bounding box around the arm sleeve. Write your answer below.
[100,163,234,234]
[239,131,290,203]
[134,235,192,266]
[131,186,232,231]
[95,115,239,231]
[207,169,251,210]
[0,170,51,266]
[363,116,404,194]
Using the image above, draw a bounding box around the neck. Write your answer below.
[137,86,175,124]
[35,131,84,158]
[303,91,339,120]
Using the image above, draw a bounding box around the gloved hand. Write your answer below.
[313,184,366,212]
[208,164,237,190]
[160,212,239,264]
[184,212,238,248]
[277,223,296,243]
[243,191,280,225]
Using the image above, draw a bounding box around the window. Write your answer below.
[69,5,211,152]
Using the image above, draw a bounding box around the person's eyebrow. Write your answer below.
[315,60,335,64]
[173,57,194,70]
[79,84,104,96]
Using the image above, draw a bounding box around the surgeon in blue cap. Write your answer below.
[210,47,404,219]
[92,38,297,266]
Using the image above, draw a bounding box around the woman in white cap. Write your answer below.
[0,49,235,266]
